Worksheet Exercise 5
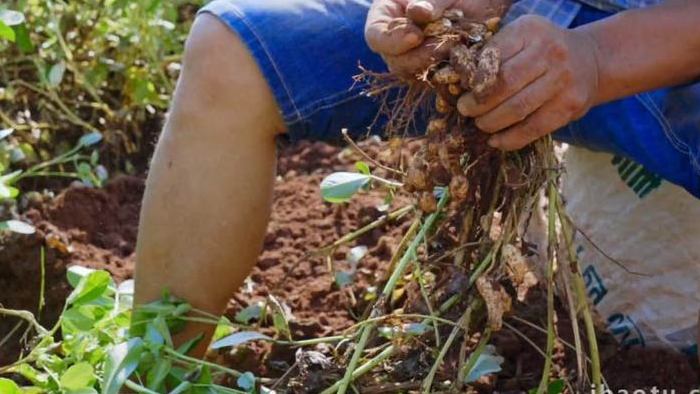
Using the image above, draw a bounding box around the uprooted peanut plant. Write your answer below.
[318,12,603,394]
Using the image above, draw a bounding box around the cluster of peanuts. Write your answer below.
[404,12,502,213]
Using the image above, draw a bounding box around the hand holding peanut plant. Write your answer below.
[365,0,510,77]
[457,15,601,150]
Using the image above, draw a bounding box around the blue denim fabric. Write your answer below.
[504,0,662,26]
[199,0,700,198]
[199,0,389,142]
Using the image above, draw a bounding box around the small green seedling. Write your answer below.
[320,164,402,203]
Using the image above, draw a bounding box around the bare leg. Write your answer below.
[133,14,285,356]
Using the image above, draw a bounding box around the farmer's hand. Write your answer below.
[365,0,509,77]
[457,15,600,150]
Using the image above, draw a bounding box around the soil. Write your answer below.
[0,140,697,391]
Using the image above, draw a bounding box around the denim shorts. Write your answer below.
[199,0,389,143]
[198,0,700,197]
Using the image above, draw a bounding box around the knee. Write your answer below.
[179,14,285,134]
[183,14,238,75]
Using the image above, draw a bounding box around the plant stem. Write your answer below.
[556,194,602,393]
[385,214,422,276]
[422,304,473,393]
[342,312,464,335]
[341,128,405,176]
[277,335,349,347]
[459,328,492,384]
[536,177,558,394]
[382,192,448,298]
[162,347,273,384]
[0,308,49,336]
[38,247,46,320]
[468,246,498,286]
[124,380,161,394]
[369,174,403,188]
[335,192,449,394]
[320,345,396,394]
[561,251,587,387]
[316,205,414,256]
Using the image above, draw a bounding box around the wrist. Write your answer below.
[574,25,605,107]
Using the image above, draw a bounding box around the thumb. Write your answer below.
[365,17,424,56]
[406,0,457,24]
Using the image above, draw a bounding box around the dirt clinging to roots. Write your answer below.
[0,141,696,390]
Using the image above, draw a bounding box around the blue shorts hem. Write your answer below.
[198,1,303,124]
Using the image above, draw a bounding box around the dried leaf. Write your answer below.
[502,244,538,302]
[476,277,511,331]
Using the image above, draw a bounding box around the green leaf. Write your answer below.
[168,381,192,394]
[10,363,49,386]
[61,305,102,333]
[19,143,39,163]
[13,24,33,53]
[0,20,15,42]
[90,150,99,166]
[175,333,202,355]
[67,270,111,306]
[48,62,67,88]
[355,161,371,175]
[60,362,96,391]
[378,326,397,339]
[267,296,292,340]
[320,172,371,203]
[213,316,235,342]
[464,345,504,383]
[102,338,145,394]
[237,372,256,392]
[0,169,22,199]
[0,378,22,394]
[346,245,368,266]
[0,128,14,140]
[547,379,566,394]
[67,265,97,288]
[0,10,25,26]
[67,389,98,394]
[334,271,353,288]
[0,169,22,184]
[527,379,566,394]
[235,303,263,325]
[210,331,271,350]
[146,358,171,391]
[78,132,103,147]
[0,185,19,199]
[153,316,173,347]
[144,323,165,347]
[403,322,430,336]
[0,220,35,234]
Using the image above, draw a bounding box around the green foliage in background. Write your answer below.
[0,0,202,170]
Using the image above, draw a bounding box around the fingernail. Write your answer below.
[415,1,434,14]
[457,94,477,117]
